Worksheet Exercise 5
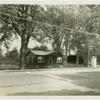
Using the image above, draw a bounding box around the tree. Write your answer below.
[42,6,78,67]
[69,5,100,67]
[0,5,100,69]
[5,48,19,64]
[0,5,46,69]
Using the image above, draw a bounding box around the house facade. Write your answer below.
[25,50,62,68]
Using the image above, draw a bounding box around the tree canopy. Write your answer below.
[0,5,100,68]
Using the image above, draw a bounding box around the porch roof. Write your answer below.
[30,50,55,56]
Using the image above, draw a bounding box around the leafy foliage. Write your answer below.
[5,48,19,64]
[0,5,100,68]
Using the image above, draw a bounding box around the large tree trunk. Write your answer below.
[19,37,29,69]
[76,50,79,67]
[64,52,68,67]
[87,46,90,67]
[63,33,69,67]
[83,52,88,66]
[64,42,68,67]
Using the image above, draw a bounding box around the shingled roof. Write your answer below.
[30,50,55,56]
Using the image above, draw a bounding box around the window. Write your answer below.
[38,56,44,63]
[57,57,62,63]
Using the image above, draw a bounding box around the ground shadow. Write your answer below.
[8,89,100,96]
[58,72,100,91]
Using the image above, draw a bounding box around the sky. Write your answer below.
[1,36,41,55]
[1,35,53,55]
[0,0,100,5]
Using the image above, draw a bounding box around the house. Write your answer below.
[25,49,62,69]
[67,55,84,64]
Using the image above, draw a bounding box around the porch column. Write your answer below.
[91,56,97,68]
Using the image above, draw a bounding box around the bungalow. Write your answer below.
[25,50,62,69]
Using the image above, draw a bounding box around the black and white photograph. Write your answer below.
[0,1,100,98]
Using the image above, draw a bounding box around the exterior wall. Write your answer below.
[67,55,84,64]
[26,54,57,68]
[25,51,63,69]
[26,51,88,69]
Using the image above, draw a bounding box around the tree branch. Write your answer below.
[10,17,22,37]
